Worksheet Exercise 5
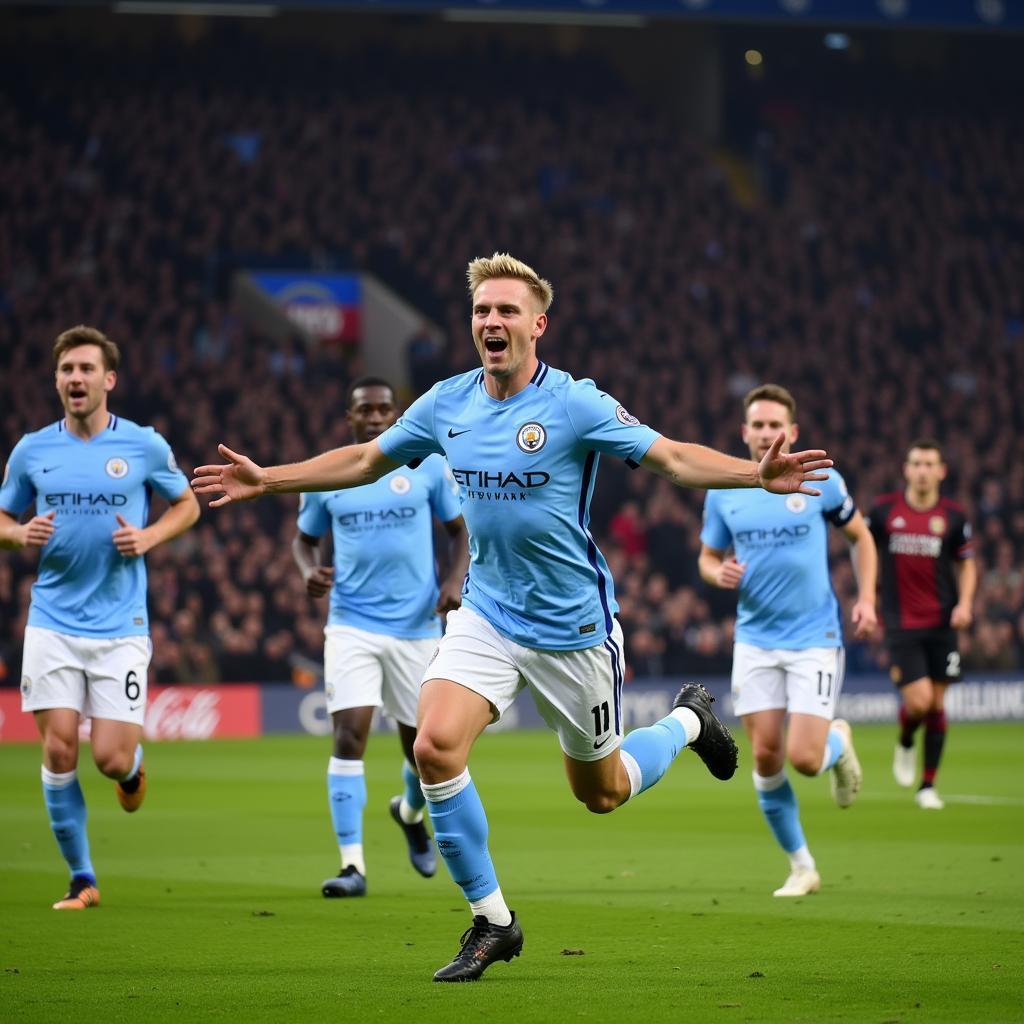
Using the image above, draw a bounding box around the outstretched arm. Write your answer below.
[642,432,831,496]
[192,439,400,508]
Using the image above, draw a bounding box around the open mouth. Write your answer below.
[69,390,87,401]
[484,337,508,354]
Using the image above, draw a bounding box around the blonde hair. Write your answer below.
[466,252,554,312]
[53,325,120,372]
[744,382,796,422]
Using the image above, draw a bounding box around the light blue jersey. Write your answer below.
[376,363,661,651]
[297,454,462,640]
[700,469,856,650]
[0,415,189,638]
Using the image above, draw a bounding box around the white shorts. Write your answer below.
[20,625,152,725]
[731,641,845,720]
[424,606,626,763]
[323,624,437,728]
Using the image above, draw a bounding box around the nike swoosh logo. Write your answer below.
[42,466,59,473]
[447,427,472,438]
[129,704,142,712]
[593,736,612,750]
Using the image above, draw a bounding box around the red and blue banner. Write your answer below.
[0,685,262,743]
[250,271,362,343]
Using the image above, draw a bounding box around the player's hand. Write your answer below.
[192,444,267,508]
[112,514,152,557]
[950,603,973,630]
[851,598,877,640]
[716,557,746,590]
[17,511,57,548]
[304,565,334,598]
[435,578,464,615]
[757,432,832,497]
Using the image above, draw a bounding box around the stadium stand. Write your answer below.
[2,22,1022,683]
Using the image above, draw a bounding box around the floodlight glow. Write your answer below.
[824,32,851,50]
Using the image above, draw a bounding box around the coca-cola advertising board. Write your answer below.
[143,685,261,740]
[0,685,261,743]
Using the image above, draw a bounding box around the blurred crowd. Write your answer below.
[2,32,1023,684]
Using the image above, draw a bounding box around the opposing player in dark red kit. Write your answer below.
[868,440,976,810]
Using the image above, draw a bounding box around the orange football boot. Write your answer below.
[115,761,147,813]
[53,878,101,910]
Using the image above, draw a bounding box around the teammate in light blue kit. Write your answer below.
[0,326,199,910]
[292,376,468,898]
[699,384,877,897]
[193,254,832,981]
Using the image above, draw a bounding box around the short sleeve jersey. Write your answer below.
[700,468,856,650]
[0,415,189,638]
[867,492,973,632]
[297,454,462,640]
[376,363,660,650]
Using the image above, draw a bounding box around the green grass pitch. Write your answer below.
[1,723,1021,1022]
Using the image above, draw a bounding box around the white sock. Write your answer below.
[619,749,642,800]
[752,768,787,793]
[398,797,423,824]
[788,844,816,872]
[41,766,77,787]
[469,886,512,927]
[670,707,702,745]
[328,756,364,776]
[421,768,471,803]
[340,844,365,876]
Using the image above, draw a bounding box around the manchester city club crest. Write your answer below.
[785,494,807,514]
[516,422,547,453]
[105,457,129,479]
[389,474,412,495]
[615,405,640,426]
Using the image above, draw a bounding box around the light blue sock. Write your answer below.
[422,770,498,902]
[41,767,95,883]
[327,758,366,847]
[619,715,689,795]
[753,771,806,854]
[402,760,425,813]
[818,728,845,774]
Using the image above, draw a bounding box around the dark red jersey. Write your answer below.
[868,492,973,632]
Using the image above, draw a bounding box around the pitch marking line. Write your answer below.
[941,794,1024,807]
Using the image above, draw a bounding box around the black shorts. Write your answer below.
[886,628,961,687]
